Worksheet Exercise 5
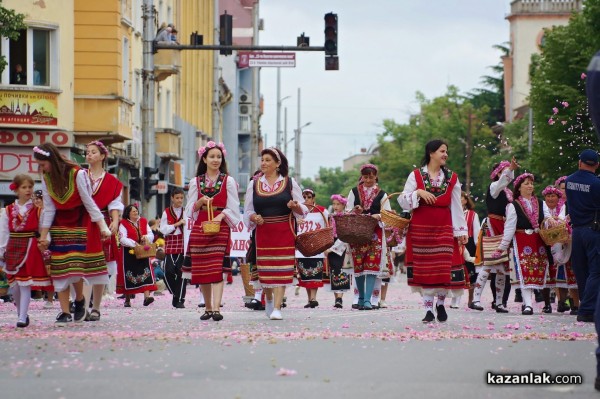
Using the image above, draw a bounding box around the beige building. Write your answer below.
[503,0,582,121]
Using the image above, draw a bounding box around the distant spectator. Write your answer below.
[10,64,26,85]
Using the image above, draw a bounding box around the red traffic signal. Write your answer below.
[324,13,338,56]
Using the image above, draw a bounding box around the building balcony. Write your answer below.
[74,96,133,143]
[156,128,181,159]
[509,0,583,15]
[154,49,181,82]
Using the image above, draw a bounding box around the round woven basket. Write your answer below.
[291,204,334,257]
[333,213,379,245]
[380,192,410,229]
[539,218,570,246]
[202,199,221,235]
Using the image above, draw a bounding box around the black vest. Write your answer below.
[486,185,510,216]
[253,177,293,217]
[352,186,385,215]
[513,197,544,230]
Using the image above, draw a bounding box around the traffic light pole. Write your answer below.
[141,0,156,216]
[155,44,327,52]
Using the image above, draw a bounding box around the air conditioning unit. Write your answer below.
[239,93,251,104]
[239,103,251,115]
[125,141,140,158]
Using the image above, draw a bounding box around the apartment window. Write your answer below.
[133,0,143,34]
[1,28,55,87]
[134,70,141,127]
[166,89,171,129]
[121,0,133,25]
[122,37,130,99]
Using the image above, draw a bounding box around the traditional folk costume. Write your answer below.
[297,204,329,290]
[243,174,307,288]
[41,167,109,293]
[182,173,240,285]
[497,188,550,314]
[117,218,157,295]
[160,205,187,307]
[345,181,391,309]
[0,200,53,326]
[326,212,352,294]
[543,199,576,289]
[471,162,513,311]
[463,208,481,286]
[399,166,467,319]
[89,171,124,277]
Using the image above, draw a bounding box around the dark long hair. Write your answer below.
[32,143,79,197]
[261,147,289,177]
[421,139,450,186]
[196,147,228,176]
[461,191,475,210]
[123,204,139,221]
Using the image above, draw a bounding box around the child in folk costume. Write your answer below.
[160,187,187,309]
[398,140,468,323]
[469,159,519,313]
[297,188,328,308]
[118,204,157,307]
[492,173,550,315]
[542,185,576,313]
[33,189,55,308]
[325,194,352,308]
[184,141,240,322]
[0,175,53,327]
[345,163,392,311]
[554,176,579,314]
[84,141,124,321]
[244,147,307,321]
[33,143,112,325]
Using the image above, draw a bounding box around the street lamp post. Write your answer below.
[294,121,311,181]
[276,90,291,149]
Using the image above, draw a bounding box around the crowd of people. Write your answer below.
[0,140,599,329]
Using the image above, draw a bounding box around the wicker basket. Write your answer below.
[134,243,157,259]
[384,228,399,248]
[291,204,334,257]
[333,213,379,245]
[380,192,411,229]
[539,218,570,246]
[202,199,221,235]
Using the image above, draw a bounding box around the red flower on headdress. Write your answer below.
[9,182,17,191]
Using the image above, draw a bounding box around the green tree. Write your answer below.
[0,2,27,74]
[300,167,360,208]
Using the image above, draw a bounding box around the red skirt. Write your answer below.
[350,226,383,276]
[556,261,577,288]
[255,215,295,287]
[512,231,549,289]
[4,232,53,289]
[297,257,324,288]
[188,209,230,284]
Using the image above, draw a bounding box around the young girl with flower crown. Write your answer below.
[493,173,549,315]
[0,174,53,327]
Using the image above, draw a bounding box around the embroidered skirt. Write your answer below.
[350,226,383,277]
[255,215,295,288]
[327,250,351,292]
[297,258,325,288]
[187,210,230,285]
[117,250,157,294]
[512,231,549,289]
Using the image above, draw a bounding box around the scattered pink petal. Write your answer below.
[276,368,297,376]
[171,371,184,378]
[341,324,350,329]
[581,72,587,79]
[525,325,532,330]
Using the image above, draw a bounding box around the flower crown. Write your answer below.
[360,163,378,174]
[9,182,17,191]
[554,176,567,187]
[263,147,281,163]
[198,141,227,158]
[490,160,510,180]
[513,172,534,189]
[33,146,50,157]
[87,140,109,155]
[330,194,347,205]
[542,186,562,198]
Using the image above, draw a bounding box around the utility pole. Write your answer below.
[212,0,221,142]
[295,87,301,181]
[141,0,156,216]
[283,107,288,154]
[276,67,281,148]
[250,3,260,174]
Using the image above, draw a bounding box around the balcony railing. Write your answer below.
[510,0,583,14]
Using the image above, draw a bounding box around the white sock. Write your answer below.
[198,289,205,304]
[108,274,116,294]
[522,288,533,308]
[254,289,263,301]
[436,294,446,307]
[11,285,21,318]
[370,278,382,305]
[19,285,31,322]
[472,269,490,303]
[423,294,434,312]
[451,296,460,307]
[494,273,506,305]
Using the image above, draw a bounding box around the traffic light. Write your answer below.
[219,12,233,55]
[297,33,310,47]
[324,13,338,56]
[143,166,159,200]
[129,177,142,200]
[190,31,203,45]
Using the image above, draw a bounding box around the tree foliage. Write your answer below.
[0,1,27,74]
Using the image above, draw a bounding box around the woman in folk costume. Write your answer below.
[118,204,156,307]
[345,163,391,311]
[553,176,579,315]
[33,143,111,326]
[542,185,576,313]
[493,173,550,315]
[244,147,307,321]
[184,141,240,321]
[297,188,328,308]
[0,174,53,327]
[398,139,468,323]
[325,194,352,308]
[83,140,124,321]
[469,159,519,313]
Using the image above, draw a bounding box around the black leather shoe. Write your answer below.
[16,315,30,328]
[569,306,578,315]
[212,311,223,321]
[303,303,312,308]
[522,306,533,315]
[491,302,497,310]
[351,304,359,309]
[495,304,509,313]
[143,297,154,306]
[309,300,319,308]
[556,300,570,313]
[542,304,552,314]
[422,310,435,323]
[436,305,448,322]
[576,314,594,323]
[334,298,343,308]
[468,302,484,311]
[200,311,213,320]
[174,301,185,309]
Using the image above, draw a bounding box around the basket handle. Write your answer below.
[380,192,402,210]
[288,203,329,239]
[207,198,214,221]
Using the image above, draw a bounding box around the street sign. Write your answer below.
[156,180,168,194]
[238,52,296,68]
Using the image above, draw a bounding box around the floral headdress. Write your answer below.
[330,194,347,205]
[554,176,567,187]
[198,141,227,158]
[542,186,562,198]
[490,160,510,180]
[302,188,315,196]
[87,140,109,155]
[360,163,378,174]
[33,146,50,157]
[513,172,534,189]
[263,147,281,163]
[9,182,17,191]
